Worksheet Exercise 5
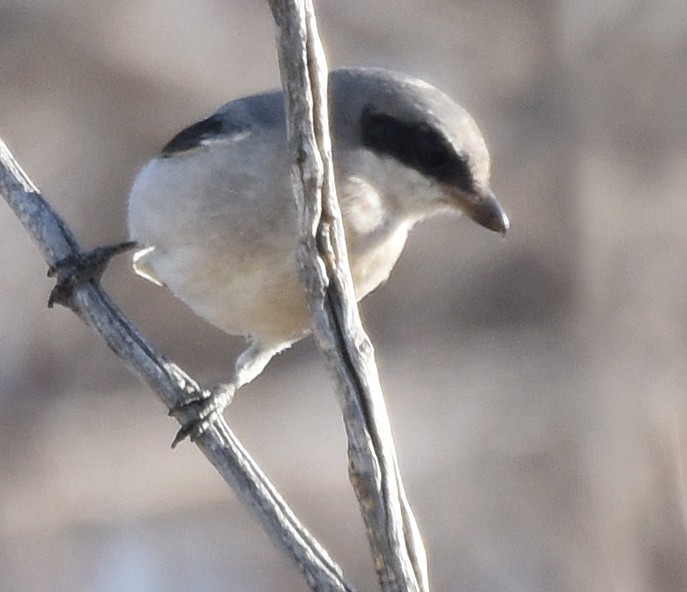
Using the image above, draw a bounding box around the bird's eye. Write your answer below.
[416,128,450,171]
[360,107,474,191]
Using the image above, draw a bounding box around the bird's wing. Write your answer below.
[131,245,164,286]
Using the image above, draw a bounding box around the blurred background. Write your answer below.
[1,1,687,590]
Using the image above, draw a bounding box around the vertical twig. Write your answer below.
[267,2,430,592]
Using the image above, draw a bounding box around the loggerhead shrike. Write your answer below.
[128,67,509,419]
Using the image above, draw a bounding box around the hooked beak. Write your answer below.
[454,187,509,235]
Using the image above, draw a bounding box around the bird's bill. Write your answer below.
[454,187,509,235]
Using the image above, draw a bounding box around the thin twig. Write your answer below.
[0,139,354,592]
[267,2,430,592]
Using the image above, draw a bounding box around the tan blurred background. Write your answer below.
[2,1,687,590]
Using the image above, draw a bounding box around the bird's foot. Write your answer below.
[170,383,236,448]
[48,241,138,308]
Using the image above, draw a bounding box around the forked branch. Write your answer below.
[0,1,431,591]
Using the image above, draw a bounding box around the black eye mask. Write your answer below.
[360,107,474,194]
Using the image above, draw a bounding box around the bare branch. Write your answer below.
[267,2,430,592]
[0,138,355,592]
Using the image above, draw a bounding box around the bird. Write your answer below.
[127,67,509,420]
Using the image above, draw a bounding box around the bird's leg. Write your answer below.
[48,241,138,308]
[233,342,287,389]
[171,341,287,446]
[178,343,278,424]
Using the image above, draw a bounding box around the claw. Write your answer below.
[170,383,236,448]
[48,241,138,308]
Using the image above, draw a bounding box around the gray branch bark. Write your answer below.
[267,2,430,592]
[0,141,353,592]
